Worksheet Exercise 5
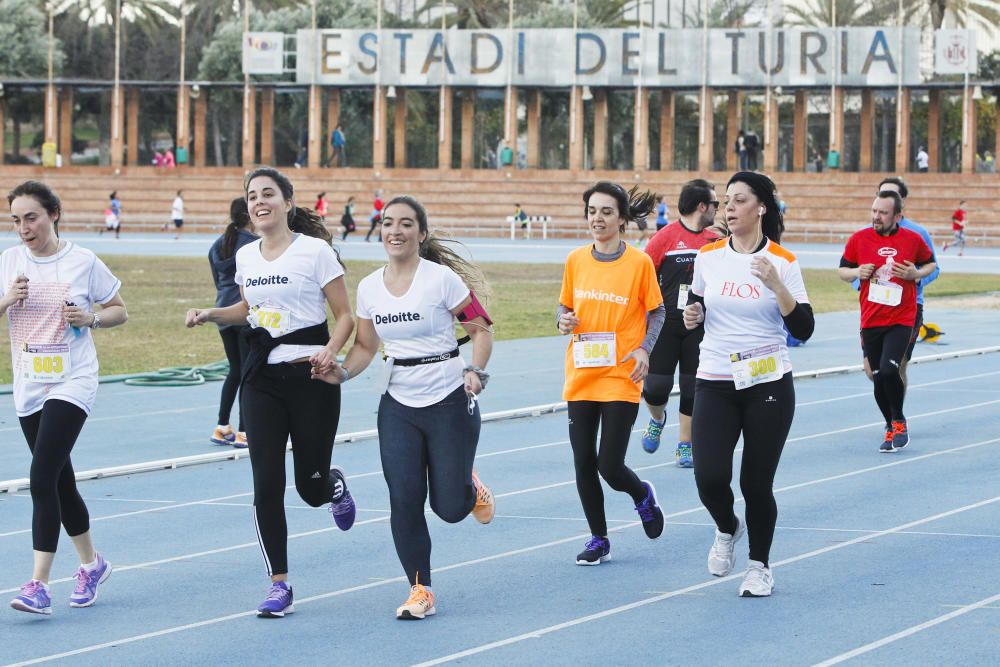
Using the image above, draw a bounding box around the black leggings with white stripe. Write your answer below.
[242,362,341,576]
[691,374,795,566]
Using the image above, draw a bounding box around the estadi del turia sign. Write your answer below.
[243,27,974,88]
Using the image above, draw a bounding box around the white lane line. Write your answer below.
[812,591,1000,666]
[411,495,1000,667]
[666,520,1000,539]
[4,437,999,662]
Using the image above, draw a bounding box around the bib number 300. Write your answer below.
[730,344,782,390]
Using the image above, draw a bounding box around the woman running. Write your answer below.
[340,196,356,241]
[557,181,666,565]
[207,197,257,448]
[4,181,128,615]
[314,192,329,222]
[683,171,814,597]
[185,167,358,618]
[316,195,495,620]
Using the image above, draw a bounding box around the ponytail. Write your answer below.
[288,205,344,269]
[220,197,251,260]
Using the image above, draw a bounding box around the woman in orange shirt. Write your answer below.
[558,182,666,565]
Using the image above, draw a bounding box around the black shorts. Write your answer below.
[905,303,923,361]
[173,219,183,228]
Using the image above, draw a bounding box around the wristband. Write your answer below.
[463,365,490,389]
[89,312,102,329]
[341,366,351,382]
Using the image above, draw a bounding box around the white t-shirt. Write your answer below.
[691,238,809,381]
[234,234,344,364]
[171,196,184,220]
[1,242,121,416]
[356,259,470,408]
[916,150,929,169]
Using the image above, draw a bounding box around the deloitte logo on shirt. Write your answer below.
[245,274,290,287]
[375,311,422,325]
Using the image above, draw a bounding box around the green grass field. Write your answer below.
[0,256,994,384]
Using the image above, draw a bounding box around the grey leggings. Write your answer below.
[378,385,480,586]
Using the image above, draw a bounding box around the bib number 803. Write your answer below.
[33,356,64,373]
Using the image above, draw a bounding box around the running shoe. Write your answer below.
[879,424,895,453]
[257,581,294,618]
[575,535,611,565]
[675,441,694,468]
[69,553,112,607]
[708,516,745,577]
[329,466,356,531]
[10,580,52,615]
[210,424,235,445]
[739,560,774,597]
[891,420,909,450]
[233,432,248,449]
[641,417,665,453]
[635,481,664,539]
[396,579,436,620]
[470,469,495,524]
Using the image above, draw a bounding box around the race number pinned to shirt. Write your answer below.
[573,332,616,368]
[247,304,291,337]
[867,280,903,307]
[22,343,70,384]
[677,284,690,310]
[729,344,782,390]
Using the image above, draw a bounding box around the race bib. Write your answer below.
[730,344,782,390]
[676,284,690,310]
[247,304,292,337]
[867,280,903,307]
[573,332,616,368]
[22,343,70,384]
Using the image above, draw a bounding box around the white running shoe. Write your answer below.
[739,560,774,597]
[707,516,745,577]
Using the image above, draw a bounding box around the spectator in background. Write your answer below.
[655,195,670,231]
[736,130,747,170]
[916,146,929,173]
[294,128,308,169]
[365,189,384,242]
[163,149,176,169]
[744,130,759,171]
[170,190,184,240]
[152,150,165,167]
[813,152,824,173]
[327,125,347,167]
[314,192,329,223]
[942,200,967,256]
[340,196,356,241]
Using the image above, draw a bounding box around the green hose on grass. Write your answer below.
[120,360,231,387]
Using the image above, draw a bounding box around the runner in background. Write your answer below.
[942,200,967,256]
[640,179,720,467]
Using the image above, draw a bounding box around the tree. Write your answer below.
[783,0,894,27]
[0,0,63,77]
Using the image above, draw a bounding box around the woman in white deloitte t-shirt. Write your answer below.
[3,181,128,615]
[185,168,357,619]
[683,172,814,599]
[317,195,495,620]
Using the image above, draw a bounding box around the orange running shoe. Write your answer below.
[471,469,495,524]
[891,420,909,450]
[396,578,435,620]
[210,425,235,445]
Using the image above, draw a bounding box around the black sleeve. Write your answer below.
[687,292,705,307]
[783,302,815,342]
[839,257,858,269]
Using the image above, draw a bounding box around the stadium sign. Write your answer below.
[285,27,924,87]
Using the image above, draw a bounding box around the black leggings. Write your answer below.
[242,362,341,576]
[862,325,912,423]
[19,400,90,553]
[691,374,795,566]
[217,326,249,429]
[365,219,379,241]
[643,322,702,415]
[568,400,646,537]
[378,386,479,586]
